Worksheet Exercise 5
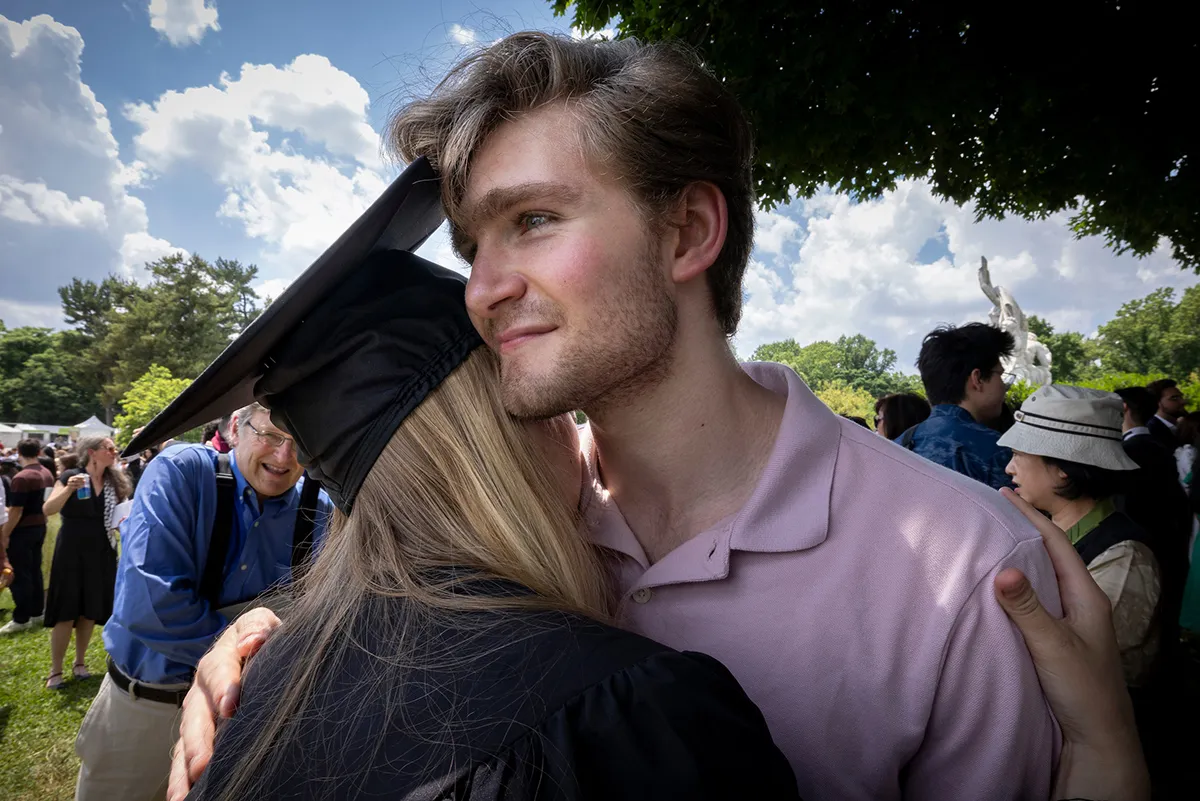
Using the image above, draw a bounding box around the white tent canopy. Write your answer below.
[0,423,21,448]
[75,415,114,437]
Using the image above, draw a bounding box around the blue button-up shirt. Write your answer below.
[104,444,333,684]
[903,404,1014,491]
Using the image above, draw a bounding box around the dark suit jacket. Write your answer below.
[1147,416,1179,451]
[1121,432,1191,640]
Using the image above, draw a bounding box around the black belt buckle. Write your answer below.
[106,655,188,707]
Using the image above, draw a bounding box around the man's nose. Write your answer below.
[465,250,527,322]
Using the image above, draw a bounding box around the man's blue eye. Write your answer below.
[522,213,550,231]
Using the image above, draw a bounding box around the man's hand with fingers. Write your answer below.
[167,607,282,801]
[995,488,1149,801]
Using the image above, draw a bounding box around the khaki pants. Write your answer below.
[75,673,188,801]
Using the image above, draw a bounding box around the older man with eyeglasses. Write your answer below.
[74,402,333,801]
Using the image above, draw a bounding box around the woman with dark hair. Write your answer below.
[873,392,931,441]
[999,385,1159,687]
[41,436,131,689]
[39,453,58,480]
[56,452,79,474]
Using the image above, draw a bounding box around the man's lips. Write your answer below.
[496,325,557,352]
[261,464,290,476]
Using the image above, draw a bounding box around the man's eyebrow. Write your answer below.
[457,181,583,232]
[255,419,293,439]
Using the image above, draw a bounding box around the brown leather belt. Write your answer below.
[106,657,189,707]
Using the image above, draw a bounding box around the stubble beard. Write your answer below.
[499,246,679,421]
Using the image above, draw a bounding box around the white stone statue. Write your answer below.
[978,257,1052,386]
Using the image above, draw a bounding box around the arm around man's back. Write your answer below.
[904,535,1061,799]
[114,446,225,669]
[169,606,282,800]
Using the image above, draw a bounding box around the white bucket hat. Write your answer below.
[997,384,1139,471]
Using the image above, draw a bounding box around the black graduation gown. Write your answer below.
[189,594,800,800]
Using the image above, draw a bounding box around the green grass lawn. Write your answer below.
[0,516,109,801]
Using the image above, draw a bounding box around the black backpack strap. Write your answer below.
[291,473,322,580]
[200,453,237,608]
[899,425,919,451]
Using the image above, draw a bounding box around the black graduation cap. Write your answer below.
[124,157,483,513]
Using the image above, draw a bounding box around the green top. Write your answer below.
[1065,497,1117,546]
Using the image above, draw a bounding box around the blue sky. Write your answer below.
[2,1,1196,369]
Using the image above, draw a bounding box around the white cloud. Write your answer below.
[0,13,180,321]
[0,298,64,329]
[448,23,477,46]
[120,231,187,272]
[754,207,802,255]
[0,177,107,229]
[734,179,1200,368]
[148,0,219,47]
[124,53,389,285]
[253,277,293,304]
[127,55,382,171]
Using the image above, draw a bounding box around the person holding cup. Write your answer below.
[42,436,130,689]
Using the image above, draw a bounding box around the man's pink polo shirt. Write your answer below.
[581,363,1061,801]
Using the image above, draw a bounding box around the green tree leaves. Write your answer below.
[100,254,260,403]
[0,253,262,429]
[1026,315,1094,384]
[811,380,878,429]
[1091,287,1200,378]
[554,2,1197,271]
[0,326,53,380]
[112,365,193,449]
[750,334,918,397]
[17,347,100,423]
[0,330,102,422]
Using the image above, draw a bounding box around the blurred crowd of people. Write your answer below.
[0,414,232,647]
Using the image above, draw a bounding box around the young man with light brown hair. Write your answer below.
[174,32,1149,801]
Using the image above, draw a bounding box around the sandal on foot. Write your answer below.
[46,671,65,690]
[72,662,92,680]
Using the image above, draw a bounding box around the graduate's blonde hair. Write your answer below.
[205,347,612,800]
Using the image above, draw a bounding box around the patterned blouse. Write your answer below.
[1070,500,1162,687]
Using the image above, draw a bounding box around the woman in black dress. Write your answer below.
[42,436,130,689]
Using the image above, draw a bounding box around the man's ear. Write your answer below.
[967,368,983,393]
[667,181,728,285]
[227,414,241,447]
